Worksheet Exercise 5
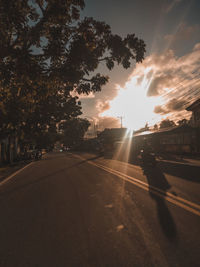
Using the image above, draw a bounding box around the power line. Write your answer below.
[158,68,200,97]
[161,74,200,99]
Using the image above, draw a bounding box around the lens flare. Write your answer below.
[102,69,164,130]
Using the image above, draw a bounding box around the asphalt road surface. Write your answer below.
[0,152,199,267]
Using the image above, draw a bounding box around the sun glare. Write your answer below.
[102,70,163,130]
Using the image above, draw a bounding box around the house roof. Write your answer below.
[98,127,127,140]
[133,125,193,137]
[186,98,200,111]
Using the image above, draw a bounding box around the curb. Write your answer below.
[0,161,33,186]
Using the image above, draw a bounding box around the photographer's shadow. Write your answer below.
[142,164,177,241]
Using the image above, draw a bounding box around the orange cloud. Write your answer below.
[140,43,200,101]
[97,116,120,130]
[71,91,95,99]
[154,105,167,115]
[154,98,187,115]
[99,42,200,128]
[96,100,110,113]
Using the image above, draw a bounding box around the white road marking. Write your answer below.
[0,162,34,187]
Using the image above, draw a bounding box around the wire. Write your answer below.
[161,74,200,99]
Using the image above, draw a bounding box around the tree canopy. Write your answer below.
[0,0,146,146]
[159,119,176,129]
[59,118,90,148]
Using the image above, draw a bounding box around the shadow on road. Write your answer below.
[0,154,103,198]
[157,153,188,163]
[70,154,103,164]
[158,161,200,183]
[0,166,68,198]
[142,165,177,241]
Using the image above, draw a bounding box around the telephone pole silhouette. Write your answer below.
[117,116,124,128]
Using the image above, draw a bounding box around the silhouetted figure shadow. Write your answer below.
[142,164,177,241]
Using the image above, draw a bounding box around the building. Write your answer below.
[95,100,200,158]
[97,128,127,157]
[130,99,200,155]
[132,125,198,154]
[186,98,200,127]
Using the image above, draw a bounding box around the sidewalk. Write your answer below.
[157,154,200,167]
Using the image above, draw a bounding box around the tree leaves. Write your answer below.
[0,0,146,146]
[59,118,90,147]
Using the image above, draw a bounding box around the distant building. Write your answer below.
[95,100,200,157]
[186,98,200,127]
[133,125,198,154]
[97,128,128,157]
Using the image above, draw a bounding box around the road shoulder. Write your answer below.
[0,161,32,184]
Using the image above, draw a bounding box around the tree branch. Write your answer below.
[98,56,112,62]
[37,1,45,16]
[81,78,92,82]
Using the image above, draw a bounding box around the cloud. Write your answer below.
[154,98,187,115]
[147,73,174,96]
[96,100,110,113]
[147,43,200,119]
[164,23,200,51]
[71,91,95,99]
[143,43,200,99]
[193,43,200,51]
[97,116,120,130]
[165,98,187,111]
[154,105,168,115]
[137,75,144,85]
[165,0,182,13]
[86,42,200,131]
[103,42,200,128]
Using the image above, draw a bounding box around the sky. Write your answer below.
[79,0,200,132]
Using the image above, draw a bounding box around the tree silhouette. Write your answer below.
[59,118,90,147]
[0,0,146,146]
[159,119,176,129]
[177,119,188,126]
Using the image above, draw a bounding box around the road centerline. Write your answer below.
[73,154,200,216]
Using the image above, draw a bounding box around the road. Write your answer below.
[0,152,199,267]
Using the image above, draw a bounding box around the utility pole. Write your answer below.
[117,116,123,128]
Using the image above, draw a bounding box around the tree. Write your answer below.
[159,119,176,129]
[59,118,90,147]
[177,119,188,126]
[153,124,158,130]
[0,0,146,145]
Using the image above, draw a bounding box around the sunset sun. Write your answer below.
[102,69,163,130]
